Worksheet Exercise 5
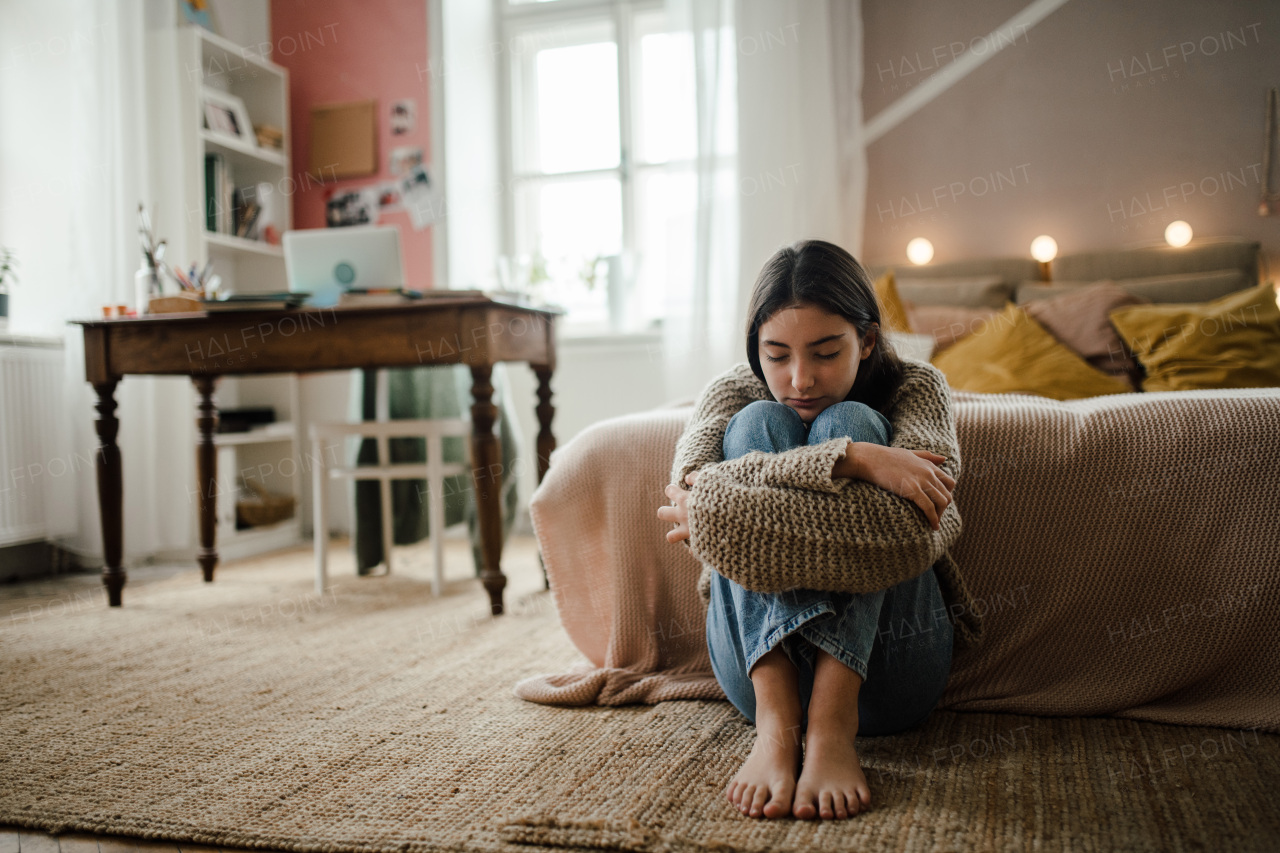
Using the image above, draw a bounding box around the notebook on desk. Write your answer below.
[283,225,406,307]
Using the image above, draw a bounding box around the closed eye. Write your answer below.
[764,352,840,363]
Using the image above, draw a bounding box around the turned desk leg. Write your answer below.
[194,376,219,582]
[469,364,506,615]
[533,365,556,486]
[533,364,556,591]
[93,380,125,606]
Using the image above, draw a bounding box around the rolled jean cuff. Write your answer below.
[741,601,839,677]
[798,620,871,682]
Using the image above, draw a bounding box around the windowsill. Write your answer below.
[556,328,663,348]
[0,331,65,349]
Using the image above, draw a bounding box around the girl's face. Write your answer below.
[758,303,877,424]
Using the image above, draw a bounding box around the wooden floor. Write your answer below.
[1,530,545,853]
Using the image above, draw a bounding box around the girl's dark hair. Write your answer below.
[746,239,906,416]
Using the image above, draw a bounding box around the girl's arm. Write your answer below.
[669,362,769,490]
[681,363,964,597]
[831,441,955,531]
[691,364,961,496]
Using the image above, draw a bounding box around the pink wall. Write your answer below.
[270,0,433,288]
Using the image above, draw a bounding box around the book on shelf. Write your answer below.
[205,153,235,235]
[204,153,221,233]
[203,154,265,241]
[234,192,261,239]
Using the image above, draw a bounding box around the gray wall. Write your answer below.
[861,0,1280,276]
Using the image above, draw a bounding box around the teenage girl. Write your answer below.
[658,239,957,821]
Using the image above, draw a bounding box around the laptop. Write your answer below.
[282,225,406,307]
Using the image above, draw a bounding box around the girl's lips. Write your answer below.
[790,398,822,407]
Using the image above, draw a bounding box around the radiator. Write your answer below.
[0,339,66,546]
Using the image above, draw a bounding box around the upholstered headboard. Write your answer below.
[866,238,1263,295]
[1052,238,1261,285]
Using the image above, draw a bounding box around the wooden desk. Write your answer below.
[72,296,560,612]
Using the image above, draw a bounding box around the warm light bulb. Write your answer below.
[1165,220,1193,247]
[906,238,934,265]
[1030,235,1058,263]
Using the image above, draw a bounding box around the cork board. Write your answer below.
[309,100,377,179]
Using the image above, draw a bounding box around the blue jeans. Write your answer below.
[705,400,953,736]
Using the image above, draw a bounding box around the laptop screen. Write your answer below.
[282,225,406,307]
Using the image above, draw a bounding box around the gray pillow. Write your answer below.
[896,275,1014,309]
[1016,269,1252,305]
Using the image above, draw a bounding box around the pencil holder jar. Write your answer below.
[134,263,162,314]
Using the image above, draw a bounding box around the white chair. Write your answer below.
[310,371,471,597]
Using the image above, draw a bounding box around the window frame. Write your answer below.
[496,0,677,335]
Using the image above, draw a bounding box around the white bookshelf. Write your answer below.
[161,25,304,560]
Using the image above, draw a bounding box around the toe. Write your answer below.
[763,785,792,820]
[739,784,754,815]
[857,783,872,809]
[833,791,849,820]
[749,786,770,818]
[819,790,834,819]
[793,789,816,820]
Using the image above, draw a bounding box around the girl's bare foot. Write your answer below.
[726,646,804,819]
[793,723,872,819]
[792,648,873,819]
[725,717,802,818]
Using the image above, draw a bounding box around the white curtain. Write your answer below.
[0,0,194,564]
[660,0,866,401]
[660,0,739,404]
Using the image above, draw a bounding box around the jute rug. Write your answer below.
[2,539,1278,853]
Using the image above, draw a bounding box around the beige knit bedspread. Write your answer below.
[514,388,1280,733]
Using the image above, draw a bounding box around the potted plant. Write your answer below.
[0,246,16,331]
[136,203,166,314]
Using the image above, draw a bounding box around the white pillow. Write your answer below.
[883,330,935,363]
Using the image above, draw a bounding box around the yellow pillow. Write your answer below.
[1107,282,1280,392]
[932,302,1132,400]
[873,268,913,333]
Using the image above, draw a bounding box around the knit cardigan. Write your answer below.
[670,358,985,650]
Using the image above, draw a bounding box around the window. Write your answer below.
[499,0,698,335]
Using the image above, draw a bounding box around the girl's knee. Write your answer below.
[723,400,807,459]
[734,399,800,426]
[809,400,892,447]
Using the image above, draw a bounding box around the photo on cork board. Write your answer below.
[397,164,440,229]
[325,187,380,228]
[390,146,423,176]
[390,99,416,135]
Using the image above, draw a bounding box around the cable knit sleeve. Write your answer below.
[669,363,770,489]
[678,361,965,596]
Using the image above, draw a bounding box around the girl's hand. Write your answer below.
[658,471,700,544]
[850,444,955,531]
